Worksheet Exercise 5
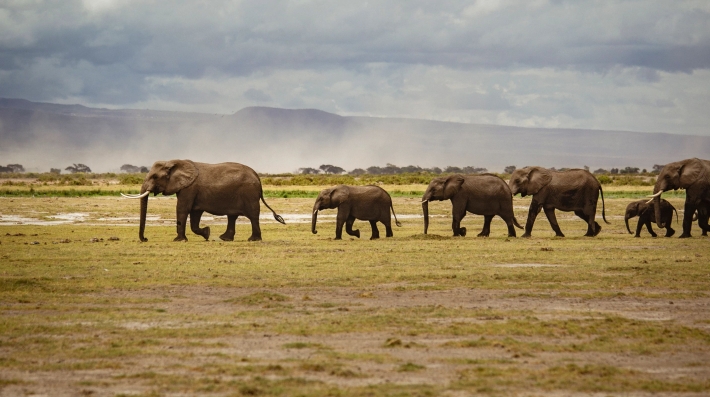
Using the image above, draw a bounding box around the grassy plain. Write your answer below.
[1,185,709,396]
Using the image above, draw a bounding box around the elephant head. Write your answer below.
[508,167,553,198]
[312,186,349,234]
[624,201,644,234]
[421,175,464,234]
[122,160,198,242]
[650,158,707,228]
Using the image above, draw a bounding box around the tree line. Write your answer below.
[0,163,668,175]
[298,164,667,175]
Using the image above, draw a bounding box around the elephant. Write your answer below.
[693,200,710,236]
[121,160,285,242]
[508,167,609,237]
[648,158,710,238]
[624,199,677,237]
[421,174,523,237]
[311,185,401,240]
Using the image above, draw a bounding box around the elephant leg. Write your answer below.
[680,201,697,238]
[478,215,493,237]
[543,207,565,237]
[369,220,380,240]
[219,215,237,241]
[634,218,644,237]
[174,200,191,242]
[576,210,600,237]
[246,215,262,241]
[334,209,347,240]
[189,210,210,241]
[503,214,517,237]
[452,204,467,237]
[664,226,675,238]
[643,218,658,238]
[522,201,541,238]
[345,215,360,238]
[384,218,394,238]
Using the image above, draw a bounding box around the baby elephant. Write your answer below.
[312,185,401,240]
[625,199,677,237]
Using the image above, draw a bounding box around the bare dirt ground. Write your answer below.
[3,285,710,397]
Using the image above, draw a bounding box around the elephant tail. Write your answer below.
[512,216,523,230]
[599,185,611,224]
[260,194,286,224]
[671,203,679,224]
[391,203,402,227]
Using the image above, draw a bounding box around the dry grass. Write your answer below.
[1,190,709,396]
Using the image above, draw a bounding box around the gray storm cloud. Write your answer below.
[1,0,710,169]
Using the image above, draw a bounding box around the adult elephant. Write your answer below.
[508,167,609,237]
[648,158,710,238]
[421,174,523,237]
[121,160,285,242]
[311,185,401,240]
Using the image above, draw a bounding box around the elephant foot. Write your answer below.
[634,235,640,238]
[370,235,380,240]
[354,230,361,238]
[593,223,602,236]
[678,233,692,239]
[650,233,658,238]
[555,233,565,238]
[247,235,262,242]
[665,229,675,238]
[173,236,188,242]
[477,232,489,237]
[521,233,532,238]
[460,227,467,237]
[219,233,234,241]
[200,226,211,241]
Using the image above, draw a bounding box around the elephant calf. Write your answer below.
[312,185,401,240]
[625,199,677,238]
[421,174,523,237]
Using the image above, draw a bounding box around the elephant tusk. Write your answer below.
[421,199,428,203]
[313,209,318,215]
[646,191,663,198]
[121,191,150,199]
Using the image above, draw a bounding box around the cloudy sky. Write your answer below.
[2,0,710,136]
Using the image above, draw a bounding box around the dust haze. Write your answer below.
[2,99,710,174]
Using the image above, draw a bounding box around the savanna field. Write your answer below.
[1,174,709,396]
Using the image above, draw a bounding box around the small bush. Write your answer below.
[119,174,145,185]
[597,175,613,185]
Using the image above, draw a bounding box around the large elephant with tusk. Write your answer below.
[122,160,284,242]
[648,158,710,238]
[422,174,523,237]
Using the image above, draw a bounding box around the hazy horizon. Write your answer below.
[1,1,709,136]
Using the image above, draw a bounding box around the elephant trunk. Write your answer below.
[422,200,429,234]
[624,212,632,234]
[311,200,319,234]
[139,184,149,242]
[652,183,665,228]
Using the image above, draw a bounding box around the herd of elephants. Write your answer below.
[120,157,710,242]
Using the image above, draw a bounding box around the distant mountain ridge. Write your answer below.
[1,98,708,173]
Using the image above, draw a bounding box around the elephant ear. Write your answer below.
[164,160,199,195]
[329,186,350,206]
[679,158,705,188]
[443,175,465,199]
[527,167,552,195]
